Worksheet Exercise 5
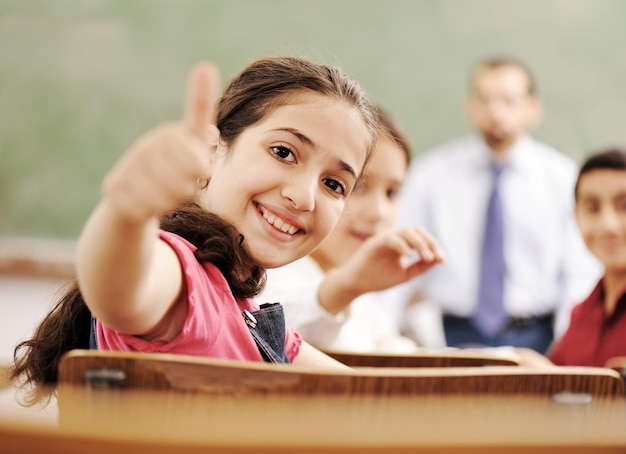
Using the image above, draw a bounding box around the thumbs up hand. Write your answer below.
[102,63,221,222]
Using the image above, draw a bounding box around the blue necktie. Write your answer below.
[472,164,508,338]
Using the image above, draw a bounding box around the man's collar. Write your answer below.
[473,134,532,172]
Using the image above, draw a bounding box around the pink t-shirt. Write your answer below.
[97,230,302,362]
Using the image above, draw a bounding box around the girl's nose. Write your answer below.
[281,176,316,211]
[360,191,393,225]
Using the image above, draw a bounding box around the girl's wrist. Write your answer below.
[317,268,363,315]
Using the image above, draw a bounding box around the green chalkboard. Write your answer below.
[1,0,625,238]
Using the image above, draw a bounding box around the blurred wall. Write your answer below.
[1,0,625,238]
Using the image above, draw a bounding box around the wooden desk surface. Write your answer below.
[1,385,625,453]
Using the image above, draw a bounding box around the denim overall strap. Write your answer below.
[243,302,290,364]
[89,315,98,350]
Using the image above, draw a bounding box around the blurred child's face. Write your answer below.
[575,169,626,272]
[311,137,408,271]
[199,93,370,268]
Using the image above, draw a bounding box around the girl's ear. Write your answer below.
[206,124,220,161]
[197,124,220,184]
[196,124,221,192]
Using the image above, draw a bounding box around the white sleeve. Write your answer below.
[256,259,351,349]
[396,157,432,230]
[382,156,434,327]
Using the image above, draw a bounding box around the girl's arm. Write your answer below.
[291,341,351,370]
[317,228,445,315]
[76,199,184,337]
[76,64,220,338]
[513,347,557,367]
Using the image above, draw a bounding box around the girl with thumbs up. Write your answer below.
[12,56,379,388]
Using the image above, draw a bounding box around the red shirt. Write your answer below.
[548,280,626,367]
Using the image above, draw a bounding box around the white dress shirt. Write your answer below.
[392,135,602,338]
[256,256,419,353]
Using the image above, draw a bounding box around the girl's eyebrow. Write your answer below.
[273,127,316,148]
[270,127,358,180]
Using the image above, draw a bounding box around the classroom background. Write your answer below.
[1,0,625,239]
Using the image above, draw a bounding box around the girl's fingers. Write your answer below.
[400,227,446,262]
[183,62,221,139]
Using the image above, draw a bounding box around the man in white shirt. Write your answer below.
[393,57,601,353]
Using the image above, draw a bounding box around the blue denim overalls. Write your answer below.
[242,302,290,364]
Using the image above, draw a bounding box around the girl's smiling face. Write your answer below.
[199,93,370,268]
[311,136,408,271]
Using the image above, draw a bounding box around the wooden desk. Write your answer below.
[1,384,625,453]
[323,349,520,368]
[0,236,76,279]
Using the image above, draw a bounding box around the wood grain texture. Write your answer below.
[323,350,520,368]
[605,356,626,394]
[4,362,626,453]
[58,349,624,398]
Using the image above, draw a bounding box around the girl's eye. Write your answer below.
[323,178,346,196]
[270,145,295,162]
[387,188,400,201]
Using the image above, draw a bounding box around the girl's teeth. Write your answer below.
[262,210,297,234]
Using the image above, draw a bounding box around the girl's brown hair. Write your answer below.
[375,104,412,166]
